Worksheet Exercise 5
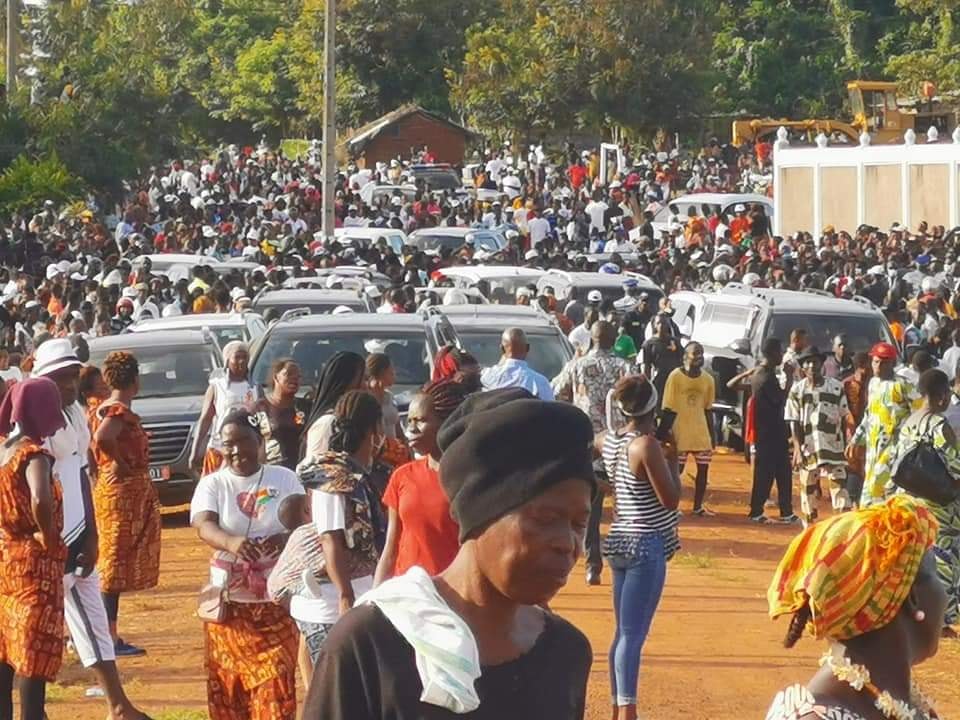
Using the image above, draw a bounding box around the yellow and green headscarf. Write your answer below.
[768,496,938,641]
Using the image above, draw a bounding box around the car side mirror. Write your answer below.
[729,338,751,355]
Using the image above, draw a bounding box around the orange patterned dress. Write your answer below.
[90,402,161,593]
[0,443,66,680]
[205,602,298,720]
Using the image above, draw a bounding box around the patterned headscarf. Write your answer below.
[768,495,938,641]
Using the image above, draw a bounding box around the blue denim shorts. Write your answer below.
[295,619,334,666]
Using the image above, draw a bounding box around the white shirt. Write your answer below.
[190,464,303,603]
[180,170,199,195]
[304,414,335,462]
[942,346,960,382]
[0,366,23,383]
[569,323,591,354]
[528,217,550,247]
[343,215,368,228]
[585,201,608,233]
[288,489,374,624]
[44,403,90,546]
[209,376,260,450]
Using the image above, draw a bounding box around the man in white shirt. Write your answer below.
[942,329,960,382]
[343,205,367,228]
[585,191,608,235]
[35,339,149,719]
[527,211,550,248]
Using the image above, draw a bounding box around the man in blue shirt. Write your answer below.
[480,328,555,400]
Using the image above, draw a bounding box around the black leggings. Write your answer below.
[0,663,47,720]
[102,592,119,624]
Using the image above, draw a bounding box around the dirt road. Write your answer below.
[50,453,960,719]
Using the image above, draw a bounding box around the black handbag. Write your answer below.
[892,414,960,506]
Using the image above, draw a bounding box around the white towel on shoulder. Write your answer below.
[356,566,481,713]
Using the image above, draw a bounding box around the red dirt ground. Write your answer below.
[48,452,960,719]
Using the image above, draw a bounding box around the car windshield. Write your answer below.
[692,303,754,347]
[252,330,429,389]
[88,345,216,398]
[415,171,460,190]
[476,277,537,305]
[459,330,569,381]
[415,232,501,253]
[209,326,246,347]
[764,313,894,356]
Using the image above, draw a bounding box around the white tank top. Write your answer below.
[208,375,259,450]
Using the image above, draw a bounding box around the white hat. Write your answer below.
[121,286,138,299]
[609,180,622,189]
[45,265,60,280]
[56,260,71,274]
[891,223,905,232]
[587,290,603,303]
[241,245,258,258]
[161,303,182,318]
[101,269,123,287]
[33,338,82,377]
[734,204,746,213]
[331,305,354,315]
[515,287,534,299]
[230,286,247,301]
[202,225,218,239]
[24,300,39,310]
[524,249,539,261]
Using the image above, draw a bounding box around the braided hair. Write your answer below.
[330,390,383,454]
[102,351,139,390]
[784,603,812,648]
[420,379,467,421]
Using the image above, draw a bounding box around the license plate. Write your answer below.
[149,466,170,481]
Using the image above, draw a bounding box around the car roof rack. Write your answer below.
[801,288,835,299]
[851,294,878,310]
[279,307,312,323]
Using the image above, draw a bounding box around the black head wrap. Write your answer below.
[438,392,595,542]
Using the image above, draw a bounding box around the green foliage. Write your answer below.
[0,154,84,215]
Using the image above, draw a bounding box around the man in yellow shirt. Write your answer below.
[662,342,716,516]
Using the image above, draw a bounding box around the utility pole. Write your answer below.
[321,0,336,242]
[5,0,16,97]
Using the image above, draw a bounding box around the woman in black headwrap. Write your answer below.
[303,351,366,462]
[305,389,595,720]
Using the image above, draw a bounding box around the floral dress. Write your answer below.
[851,377,919,507]
[891,412,960,627]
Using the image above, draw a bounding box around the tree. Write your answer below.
[884,0,960,94]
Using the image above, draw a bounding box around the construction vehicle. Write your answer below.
[732,81,916,145]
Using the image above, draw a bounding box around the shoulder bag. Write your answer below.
[892,413,960,506]
[197,467,265,623]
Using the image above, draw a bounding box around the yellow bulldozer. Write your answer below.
[731,81,916,145]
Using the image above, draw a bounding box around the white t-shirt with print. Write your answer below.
[190,464,303,602]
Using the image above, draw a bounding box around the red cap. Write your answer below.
[869,342,898,360]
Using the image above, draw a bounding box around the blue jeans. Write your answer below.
[608,533,666,706]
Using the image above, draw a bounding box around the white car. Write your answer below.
[333,227,408,255]
[650,193,773,237]
[357,183,417,208]
[437,266,544,305]
[409,227,506,256]
[128,312,267,348]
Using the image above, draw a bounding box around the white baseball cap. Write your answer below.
[587,290,603,303]
[524,249,539,261]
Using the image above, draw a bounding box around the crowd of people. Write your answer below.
[0,136,956,720]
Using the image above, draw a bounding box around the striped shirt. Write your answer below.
[601,431,679,559]
[785,376,848,469]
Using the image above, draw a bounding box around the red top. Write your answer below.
[382,457,460,576]
[567,164,587,190]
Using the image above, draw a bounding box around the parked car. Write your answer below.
[127,311,267,347]
[284,267,392,292]
[669,284,897,449]
[440,305,574,382]
[650,192,774,237]
[409,227,506,255]
[437,266,545,305]
[87,329,222,504]
[537,270,663,312]
[356,183,417,209]
[407,164,469,198]
[333,227,409,256]
[251,288,374,316]
[248,308,461,413]
[130,254,261,283]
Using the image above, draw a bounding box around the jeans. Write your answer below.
[608,533,667,706]
[295,619,334,666]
